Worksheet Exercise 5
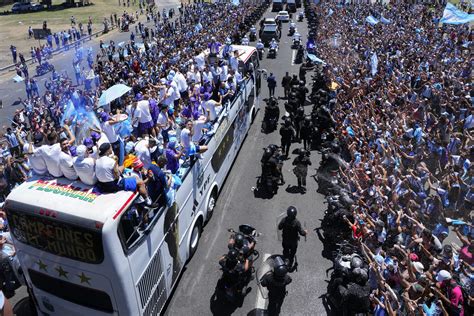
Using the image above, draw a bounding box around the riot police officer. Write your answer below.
[292,148,312,190]
[279,119,295,158]
[260,256,292,315]
[300,116,314,150]
[278,206,307,269]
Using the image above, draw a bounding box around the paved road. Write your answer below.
[164,8,331,316]
[0,0,182,130]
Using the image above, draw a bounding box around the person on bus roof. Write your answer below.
[95,143,151,205]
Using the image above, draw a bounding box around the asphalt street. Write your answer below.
[164,8,332,316]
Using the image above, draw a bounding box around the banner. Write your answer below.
[366,15,379,25]
[440,3,474,25]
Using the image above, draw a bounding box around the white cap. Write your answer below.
[436,270,452,282]
[412,262,424,274]
[76,145,87,158]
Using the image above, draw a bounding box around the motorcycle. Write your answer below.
[249,30,257,41]
[261,98,280,133]
[291,38,301,49]
[258,145,284,194]
[228,225,261,265]
[289,26,295,36]
[257,47,264,60]
[267,47,277,59]
[35,61,55,77]
[298,12,304,22]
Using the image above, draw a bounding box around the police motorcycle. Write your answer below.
[249,25,257,41]
[291,31,301,49]
[241,35,250,46]
[216,225,261,303]
[288,21,296,36]
[297,11,304,22]
[268,38,278,59]
[258,145,284,195]
[261,96,280,133]
[326,241,370,316]
[256,39,265,60]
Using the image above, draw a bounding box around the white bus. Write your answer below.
[4,45,261,316]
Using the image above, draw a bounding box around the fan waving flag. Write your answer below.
[366,15,379,25]
[440,3,474,24]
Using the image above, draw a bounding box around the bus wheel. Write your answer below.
[206,188,218,222]
[189,219,202,259]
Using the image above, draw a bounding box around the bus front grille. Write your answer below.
[136,249,167,315]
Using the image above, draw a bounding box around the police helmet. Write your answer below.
[304,116,311,124]
[287,206,297,219]
[227,248,239,262]
[352,267,368,285]
[284,118,292,127]
[299,80,305,86]
[234,233,245,248]
[273,256,288,278]
[263,147,273,160]
[350,256,363,270]
[298,148,306,156]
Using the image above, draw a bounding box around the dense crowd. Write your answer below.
[313,1,473,315]
[0,0,262,205]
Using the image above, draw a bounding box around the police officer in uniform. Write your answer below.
[260,256,292,315]
[279,119,295,158]
[278,206,307,269]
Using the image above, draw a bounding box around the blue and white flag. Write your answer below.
[352,18,358,25]
[232,0,240,6]
[440,3,474,25]
[380,16,391,24]
[366,15,379,25]
[327,8,334,17]
[370,52,378,76]
[307,54,326,65]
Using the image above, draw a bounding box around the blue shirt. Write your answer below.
[147,165,168,203]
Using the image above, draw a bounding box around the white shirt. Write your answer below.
[134,139,152,169]
[173,72,188,93]
[170,81,180,101]
[101,121,119,143]
[192,118,206,143]
[180,128,191,149]
[157,111,170,130]
[73,156,97,185]
[202,71,213,84]
[59,151,78,180]
[202,99,222,121]
[219,65,228,82]
[136,100,153,124]
[39,143,63,177]
[23,143,48,175]
[95,156,116,183]
[162,86,176,106]
[230,56,239,71]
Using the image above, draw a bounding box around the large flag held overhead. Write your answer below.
[380,16,391,24]
[366,15,379,25]
[440,3,474,24]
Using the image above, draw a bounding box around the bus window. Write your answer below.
[118,200,166,252]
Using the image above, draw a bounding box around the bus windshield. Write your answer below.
[6,205,104,264]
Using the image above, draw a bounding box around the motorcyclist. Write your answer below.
[228,232,255,259]
[279,118,295,158]
[337,267,371,315]
[292,148,312,191]
[219,249,249,290]
[289,21,296,34]
[270,38,279,52]
[278,206,307,269]
[298,11,304,21]
[261,147,282,189]
[292,29,301,44]
[263,97,280,132]
[241,35,250,46]
[260,256,292,315]
[250,25,257,36]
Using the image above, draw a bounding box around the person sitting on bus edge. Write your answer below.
[58,137,78,181]
[95,142,151,205]
[180,119,208,158]
[135,136,160,170]
[202,92,222,122]
[40,124,74,178]
[218,81,233,107]
[18,131,48,176]
[165,140,183,175]
[73,145,97,186]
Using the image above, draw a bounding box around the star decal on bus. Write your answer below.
[77,272,91,285]
[55,266,68,278]
[36,260,47,272]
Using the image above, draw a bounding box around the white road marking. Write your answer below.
[291,49,296,66]
[255,253,271,310]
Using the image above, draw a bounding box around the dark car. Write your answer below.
[260,24,280,46]
[11,2,42,13]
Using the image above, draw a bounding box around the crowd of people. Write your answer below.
[0,0,262,209]
[311,1,473,315]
